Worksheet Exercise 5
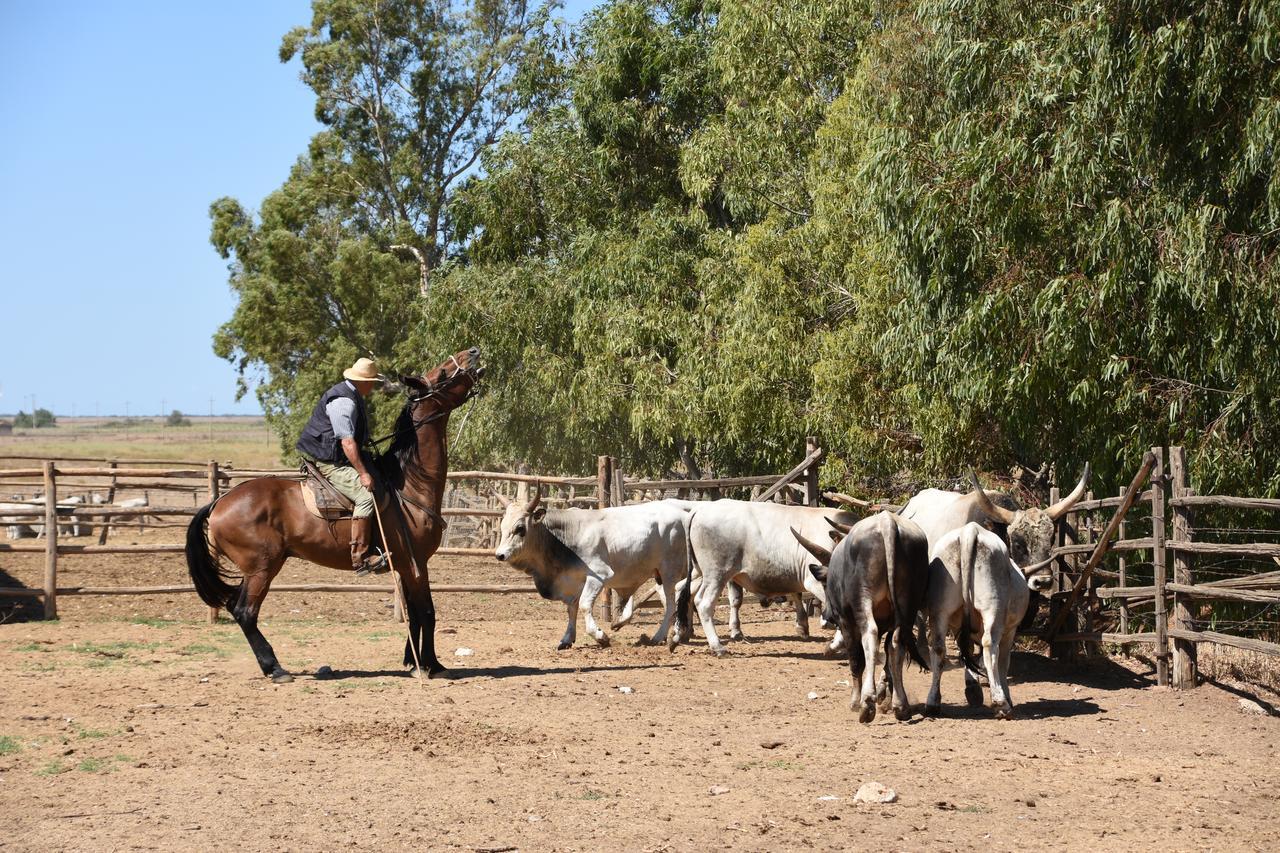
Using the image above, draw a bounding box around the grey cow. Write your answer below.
[925,522,1053,719]
[675,500,859,656]
[495,490,693,650]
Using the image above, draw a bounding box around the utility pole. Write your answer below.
[208,397,215,444]
[161,398,166,418]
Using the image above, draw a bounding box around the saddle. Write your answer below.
[299,460,356,520]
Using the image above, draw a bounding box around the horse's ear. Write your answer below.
[401,374,430,393]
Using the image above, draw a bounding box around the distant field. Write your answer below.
[0,417,284,469]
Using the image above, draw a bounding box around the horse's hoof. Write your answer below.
[427,665,451,680]
[857,699,877,724]
[729,631,745,642]
[711,646,730,658]
[595,634,611,648]
[270,669,294,684]
[556,641,573,651]
[824,644,845,659]
[992,703,1014,720]
[894,704,913,722]
[795,626,811,639]
[925,703,941,718]
[964,682,984,706]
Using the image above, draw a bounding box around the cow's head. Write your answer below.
[791,526,840,627]
[494,487,581,602]
[969,464,1090,571]
[495,487,545,563]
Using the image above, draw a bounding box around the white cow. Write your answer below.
[925,523,1053,719]
[495,490,693,650]
[677,500,859,656]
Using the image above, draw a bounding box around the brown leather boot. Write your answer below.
[350,516,388,576]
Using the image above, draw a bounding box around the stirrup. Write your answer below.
[355,549,390,577]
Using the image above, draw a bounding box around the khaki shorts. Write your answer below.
[314,461,375,518]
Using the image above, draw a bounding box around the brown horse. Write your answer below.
[185,347,483,682]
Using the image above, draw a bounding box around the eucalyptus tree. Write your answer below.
[209,0,562,451]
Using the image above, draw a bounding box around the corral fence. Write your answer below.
[0,440,826,624]
[1040,446,1280,688]
[4,443,1273,692]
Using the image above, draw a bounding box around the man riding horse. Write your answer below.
[295,356,388,576]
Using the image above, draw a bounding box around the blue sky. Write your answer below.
[0,1,597,418]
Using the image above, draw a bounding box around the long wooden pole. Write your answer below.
[1169,446,1197,688]
[1151,448,1169,686]
[1117,486,1129,636]
[43,461,58,620]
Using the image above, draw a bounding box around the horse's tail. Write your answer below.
[185,501,239,609]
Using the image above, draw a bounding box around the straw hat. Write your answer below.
[343,357,383,383]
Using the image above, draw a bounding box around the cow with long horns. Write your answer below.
[494,488,694,650]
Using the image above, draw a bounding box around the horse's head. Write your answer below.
[400,347,484,415]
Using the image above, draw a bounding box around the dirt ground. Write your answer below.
[3,535,1279,851]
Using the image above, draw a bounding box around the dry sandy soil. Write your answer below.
[2,535,1279,851]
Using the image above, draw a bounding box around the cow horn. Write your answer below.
[827,529,845,544]
[969,469,1017,525]
[790,526,832,567]
[1046,462,1092,521]
[494,490,512,508]
[825,517,853,536]
[527,481,541,513]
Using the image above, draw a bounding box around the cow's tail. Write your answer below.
[883,515,928,671]
[673,510,698,644]
[955,524,983,675]
[185,501,240,610]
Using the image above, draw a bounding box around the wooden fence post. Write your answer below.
[1170,445,1197,688]
[597,456,611,510]
[1118,486,1129,636]
[97,458,118,545]
[1047,486,1073,660]
[43,461,57,620]
[1151,446,1169,687]
[804,437,821,507]
[604,457,624,623]
[1083,490,1096,657]
[206,461,220,625]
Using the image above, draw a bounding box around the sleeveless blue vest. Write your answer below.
[295,381,368,465]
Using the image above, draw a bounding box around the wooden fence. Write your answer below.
[0,441,825,623]
[1040,446,1280,688]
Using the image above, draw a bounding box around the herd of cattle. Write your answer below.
[0,494,149,539]
[493,467,1090,721]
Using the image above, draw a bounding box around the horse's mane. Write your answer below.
[375,402,417,485]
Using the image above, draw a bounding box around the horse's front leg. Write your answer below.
[402,573,446,678]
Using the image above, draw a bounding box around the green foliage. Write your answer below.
[165,409,191,427]
[214,0,1280,496]
[13,409,55,428]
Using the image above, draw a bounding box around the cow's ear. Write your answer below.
[531,507,547,523]
[807,564,828,584]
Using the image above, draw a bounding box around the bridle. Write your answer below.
[369,354,482,449]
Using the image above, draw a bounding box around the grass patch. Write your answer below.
[959,804,991,814]
[0,735,21,755]
[36,760,69,776]
[179,643,229,658]
[15,642,51,653]
[129,616,175,628]
[579,789,610,801]
[75,725,114,741]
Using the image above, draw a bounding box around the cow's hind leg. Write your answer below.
[695,573,729,656]
[855,621,879,724]
[230,569,291,683]
[888,623,912,721]
[925,611,946,717]
[727,581,745,642]
[992,621,1016,719]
